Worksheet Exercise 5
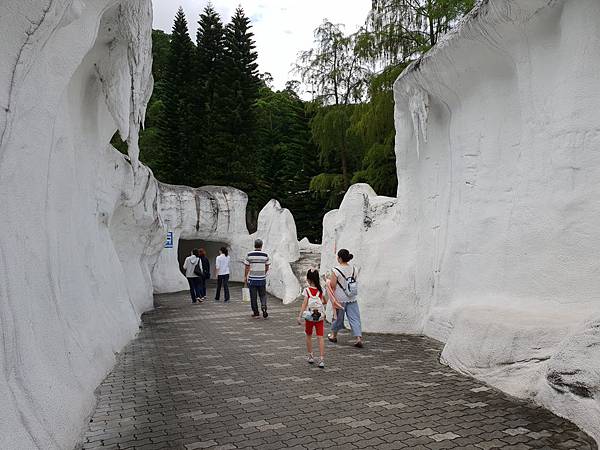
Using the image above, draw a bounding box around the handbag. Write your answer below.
[242,286,250,303]
[193,259,203,277]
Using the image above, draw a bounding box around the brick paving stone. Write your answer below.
[80,282,597,449]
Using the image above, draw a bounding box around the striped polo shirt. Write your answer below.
[244,250,270,282]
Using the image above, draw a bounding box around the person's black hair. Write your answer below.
[192,248,199,257]
[220,247,229,257]
[337,248,353,263]
[306,269,323,294]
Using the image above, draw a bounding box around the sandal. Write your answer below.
[327,334,337,343]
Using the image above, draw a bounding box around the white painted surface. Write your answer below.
[321,0,600,442]
[0,1,304,448]
[151,185,252,293]
[253,199,302,303]
[0,1,155,448]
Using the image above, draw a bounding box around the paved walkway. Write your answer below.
[81,282,596,450]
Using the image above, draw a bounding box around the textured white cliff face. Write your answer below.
[322,0,600,442]
[253,199,302,303]
[151,186,252,293]
[0,1,158,448]
[0,2,308,448]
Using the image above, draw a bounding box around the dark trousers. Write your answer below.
[187,277,202,302]
[216,274,230,301]
[249,282,267,315]
[198,276,207,298]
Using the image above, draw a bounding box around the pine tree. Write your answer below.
[156,7,196,185]
[219,7,262,211]
[194,4,227,185]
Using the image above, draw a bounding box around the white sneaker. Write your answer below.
[307,354,314,364]
[318,359,325,369]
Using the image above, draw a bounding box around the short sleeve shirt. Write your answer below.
[244,251,270,282]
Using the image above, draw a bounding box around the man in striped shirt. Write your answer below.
[244,239,270,318]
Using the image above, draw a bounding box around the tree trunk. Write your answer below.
[340,137,349,188]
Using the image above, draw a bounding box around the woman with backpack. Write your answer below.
[297,269,328,368]
[327,249,363,348]
[183,248,203,303]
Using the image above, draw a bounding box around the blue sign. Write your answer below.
[165,231,174,249]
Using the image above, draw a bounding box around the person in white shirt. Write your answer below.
[214,247,230,302]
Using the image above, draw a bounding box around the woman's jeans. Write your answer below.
[187,277,202,302]
[198,276,207,298]
[215,274,230,301]
[331,301,362,337]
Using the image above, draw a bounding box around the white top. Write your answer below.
[333,264,357,303]
[215,254,230,276]
[183,255,200,278]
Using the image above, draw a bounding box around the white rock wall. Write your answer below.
[322,0,600,442]
[0,2,157,448]
[151,185,252,293]
[252,199,302,303]
[0,1,309,448]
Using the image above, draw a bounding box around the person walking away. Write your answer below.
[297,269,327,368]
[327,249,363,347]
[197,248,210,301]
[244,239,270,318]
[215,247,230,302]
[183,249,203,303]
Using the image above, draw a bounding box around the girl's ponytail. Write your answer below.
[306,269,323,294]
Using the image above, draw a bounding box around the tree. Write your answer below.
[365,0,475,65]
[194,4,227,185]
[350,64,405,196]
[156,8,196,185]
[254,81,329,242]
[296,21,371,194]
[296,21,370,107]
[219,7,262,226]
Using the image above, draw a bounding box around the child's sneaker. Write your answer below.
[307,354,315,364]
[318,359,325,369]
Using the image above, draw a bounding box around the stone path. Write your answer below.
[81,282,596,450]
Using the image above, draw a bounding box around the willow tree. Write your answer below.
[365,0,476,65]
[296,21,370,203]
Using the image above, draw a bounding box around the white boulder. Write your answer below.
[321,0,600,442]
[253,199,302,303]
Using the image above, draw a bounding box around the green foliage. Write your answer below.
[155,7,196,185]
[193,4,226,183]
[366,0,476,64]
[121,1,474,241]
[254,85,329,242]
[296,21,370,106]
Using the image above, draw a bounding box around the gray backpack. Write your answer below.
[335,267,358,299]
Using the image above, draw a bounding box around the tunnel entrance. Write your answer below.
[177,239,229,274]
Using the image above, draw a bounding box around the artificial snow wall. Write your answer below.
[0,2,308,447]
[322,0,600,442]
[0,1,157,448]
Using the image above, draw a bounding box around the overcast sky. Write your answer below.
[151,0,370,92]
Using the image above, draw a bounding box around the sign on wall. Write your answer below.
[165,231,174,249]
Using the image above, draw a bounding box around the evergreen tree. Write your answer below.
[219,7,262,220]
[194,4,227,185]
[156,7,196,185]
